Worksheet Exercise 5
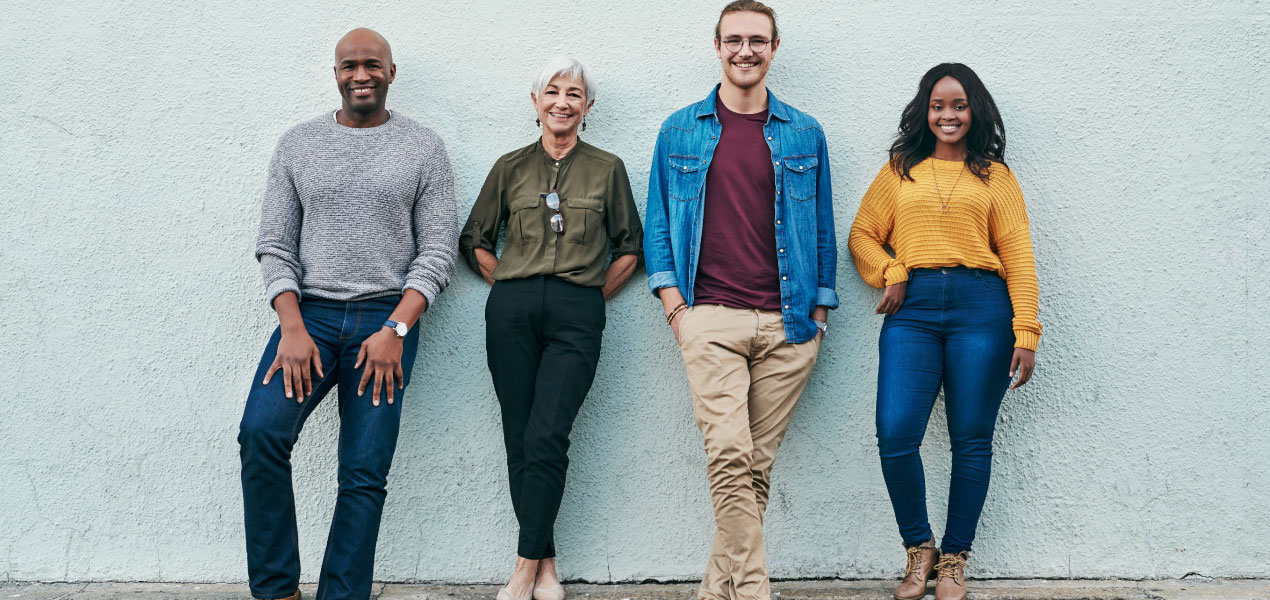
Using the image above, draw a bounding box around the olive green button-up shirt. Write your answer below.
[460,139,643,287]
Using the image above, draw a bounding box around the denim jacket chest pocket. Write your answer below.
[668,155,707,201]
[781,154,819,202]
[562,197,605,246]
[509,194,543,245]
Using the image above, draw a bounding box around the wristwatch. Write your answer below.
[814,319,828,335]
[384,320,408,338]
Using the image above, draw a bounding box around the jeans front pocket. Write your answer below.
[980,271,1008,291]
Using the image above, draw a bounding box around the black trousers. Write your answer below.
[485,276,605,559]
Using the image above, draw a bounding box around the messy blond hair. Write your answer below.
[715,0,778,41]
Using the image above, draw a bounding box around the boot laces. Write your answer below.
[903,546,921,580]
[935,552,967,584]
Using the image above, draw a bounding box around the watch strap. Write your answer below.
[384,320,407,337]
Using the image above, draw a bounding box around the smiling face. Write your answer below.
[927,75,972,155]
[715,10,779,92]
[333,29,395,115]
[532,74,592,137]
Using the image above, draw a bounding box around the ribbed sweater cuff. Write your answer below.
[883,264,909,286]
[1014,330,1040,351]
[265,279,301,308]
[404,279,440,311]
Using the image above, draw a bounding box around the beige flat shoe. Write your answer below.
[532,584,564,600]
[497,585,533,600]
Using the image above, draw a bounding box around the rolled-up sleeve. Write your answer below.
[606,157,642,261]
[814,128,839,309]
[643,127,677,295]
[459,159,506,276]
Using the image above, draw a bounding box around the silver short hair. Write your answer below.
[531,55,596,102]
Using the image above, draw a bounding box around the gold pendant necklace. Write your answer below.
[930,160,965,215]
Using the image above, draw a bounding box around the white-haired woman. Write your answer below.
[459,56,643,600]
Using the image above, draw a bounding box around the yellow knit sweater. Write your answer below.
[848,158,1042,350]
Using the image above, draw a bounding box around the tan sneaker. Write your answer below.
[894,539,938,600]
[933,551,969,600]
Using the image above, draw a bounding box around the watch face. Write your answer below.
[394,322,408,337]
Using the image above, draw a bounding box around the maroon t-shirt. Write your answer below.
[693,99,782,311]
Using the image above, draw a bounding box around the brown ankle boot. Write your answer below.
[933,551,969,600]
[893,539,938,600]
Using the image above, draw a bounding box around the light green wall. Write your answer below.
[2,0,1268,583]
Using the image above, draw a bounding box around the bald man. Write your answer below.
[238,28,457,600]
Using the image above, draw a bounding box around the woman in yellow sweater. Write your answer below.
[848,63,1041,600]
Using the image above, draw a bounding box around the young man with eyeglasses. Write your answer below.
[238,28,457,600]
[643,2,838,598]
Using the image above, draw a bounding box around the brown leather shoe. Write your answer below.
[894,539,938,600]
[255,589,300,600]
[933,551,969,600]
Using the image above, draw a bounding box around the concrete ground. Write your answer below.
[3,580,1268,600]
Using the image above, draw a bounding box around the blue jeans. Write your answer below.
[875,267,1014,554]
[239,296,419,600]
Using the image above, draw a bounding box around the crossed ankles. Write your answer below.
[499,558,565,600]
[893,539,938,600]
[933,551,970,600]
[892,541,970,600]
[531,557,565,600]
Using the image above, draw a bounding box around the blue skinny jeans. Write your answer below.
[875,267,1015,554]
[238,296,419,600]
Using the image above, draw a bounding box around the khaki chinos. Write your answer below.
[677,304,821,600]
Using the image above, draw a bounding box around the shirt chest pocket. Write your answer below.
[782,155,818,202]
[562,197,605,246]
[669,155,706,201]
[509,194,543,245]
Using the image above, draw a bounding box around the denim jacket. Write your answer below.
[644,85,838,343]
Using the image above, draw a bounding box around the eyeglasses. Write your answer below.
[541,189,564,234]
[721,37,770,54]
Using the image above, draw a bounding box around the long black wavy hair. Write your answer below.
[889,63,1006,183]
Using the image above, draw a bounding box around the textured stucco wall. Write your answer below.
[2,0,1268,584]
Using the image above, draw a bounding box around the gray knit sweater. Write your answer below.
[256,111,458,308]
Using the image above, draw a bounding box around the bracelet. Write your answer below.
[665,303,688,325]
